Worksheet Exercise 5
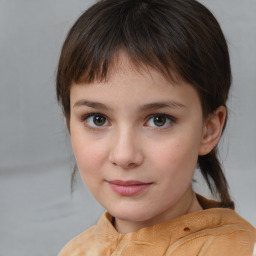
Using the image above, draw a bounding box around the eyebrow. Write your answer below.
[73,100,186,111]
[138,101,186,112]
[73,100,111,111]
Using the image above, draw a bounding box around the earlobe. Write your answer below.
[198,106,226,156]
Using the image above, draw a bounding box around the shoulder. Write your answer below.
[188,219,256,256]
[57,212,117,256]
[195,194,256,241]
[57,225,97,256]
[202,210,255,243]
[173,206,256,256]
[210,210,256,253]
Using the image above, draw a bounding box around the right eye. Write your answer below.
[83,114,109,128]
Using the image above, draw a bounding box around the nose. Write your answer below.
[109,128,144,169]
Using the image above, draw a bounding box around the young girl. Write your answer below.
[56,0,256,255]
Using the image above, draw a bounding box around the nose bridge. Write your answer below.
[109,125,143,168]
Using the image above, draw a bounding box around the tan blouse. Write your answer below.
[58,195,256,256]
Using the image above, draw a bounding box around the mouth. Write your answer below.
[107,180,152,196]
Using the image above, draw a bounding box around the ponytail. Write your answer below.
[198,148,235,209]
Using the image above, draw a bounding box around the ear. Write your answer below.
[198,106,226,156]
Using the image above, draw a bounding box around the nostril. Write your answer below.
[127,163,137,169]
[109,148,143,169]
[116,162,137,170]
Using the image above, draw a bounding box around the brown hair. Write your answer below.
[56,0,234,209]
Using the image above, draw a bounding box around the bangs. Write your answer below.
[58,0,188,86]
[57,0,231,118]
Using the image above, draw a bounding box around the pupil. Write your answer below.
[154,116,166,126]
[93,115,105,126]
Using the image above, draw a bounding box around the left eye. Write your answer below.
[84,114,109,128]
[146,115,173,128]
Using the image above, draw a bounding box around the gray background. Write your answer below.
[0,0,255,255]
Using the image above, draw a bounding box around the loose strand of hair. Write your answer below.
[198,149,235,209]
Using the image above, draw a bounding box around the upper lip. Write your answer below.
[108,180,151,186]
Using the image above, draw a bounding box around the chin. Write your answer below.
[108,206,154,223]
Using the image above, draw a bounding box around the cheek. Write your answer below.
[150,137,199,178]
[71,132,107,176]
[72,138,108,194]
[155,141,198,198]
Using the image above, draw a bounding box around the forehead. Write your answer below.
[70,52,202,116]
[76,49,181,86]
[78,49,177,86]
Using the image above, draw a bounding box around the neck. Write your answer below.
[114,187,203,234]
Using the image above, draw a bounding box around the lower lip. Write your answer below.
[108,183,151,196]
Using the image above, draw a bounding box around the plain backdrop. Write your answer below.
[0,0,255,255]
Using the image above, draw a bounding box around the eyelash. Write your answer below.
[80,112,176,130]
[145,113,176,129]
[81,112,110,130]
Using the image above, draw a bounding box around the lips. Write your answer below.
[108,180,152,196]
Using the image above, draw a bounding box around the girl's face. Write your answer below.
[70,54,209,233]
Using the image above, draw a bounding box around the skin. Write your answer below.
[69,53,226,234]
